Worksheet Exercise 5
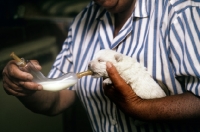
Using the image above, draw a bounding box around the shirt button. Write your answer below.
[111,119,117,125]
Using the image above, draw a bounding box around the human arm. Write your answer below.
[2,60,76,116]
[103,62,200,123]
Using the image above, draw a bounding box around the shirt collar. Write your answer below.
[134,0,149,18]
[95,0,150,20]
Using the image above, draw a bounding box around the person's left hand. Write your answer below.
[103,61,143,115]
[103,62,200,122]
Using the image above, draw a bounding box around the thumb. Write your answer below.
[106,61,134,97]
[106,61,127,88]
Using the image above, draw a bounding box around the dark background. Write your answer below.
[0,0,92,132]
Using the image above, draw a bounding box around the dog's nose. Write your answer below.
[88,62,92,69]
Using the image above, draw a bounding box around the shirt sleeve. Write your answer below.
[48,27,74,78]
[48,27,77,90]
[169,4,200,96]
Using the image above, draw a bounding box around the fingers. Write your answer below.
[4,85,34,96]
[3,60,33,81]
[106,62,132,93]
[103,62,142,115]
[30,60,42,71]
[106,61,124,85]
[2,60,42,96]
[103,83,115,97]
[3,72,42,96]
[3,78,37,96]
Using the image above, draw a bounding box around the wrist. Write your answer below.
[121,95,158,121]
[119,92,144,118]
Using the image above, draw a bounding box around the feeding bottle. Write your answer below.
[10,52,93,91]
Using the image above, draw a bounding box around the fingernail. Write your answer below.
[38,85,43,90]
[19,81,25,85]
[27,75,33,80]
[106,62,113,68]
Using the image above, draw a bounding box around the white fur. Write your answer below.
[88,49,166,99]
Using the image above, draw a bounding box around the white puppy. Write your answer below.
[88,49,167,99]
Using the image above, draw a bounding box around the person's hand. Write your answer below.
[103,61,143,116]
[2,60,43,96]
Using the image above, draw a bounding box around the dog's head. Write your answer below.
[88,49,123,78]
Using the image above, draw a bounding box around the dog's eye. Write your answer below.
[98,59,103,62]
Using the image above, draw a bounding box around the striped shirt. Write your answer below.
[49,0,200,131]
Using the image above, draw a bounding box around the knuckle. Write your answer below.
[2,69,6,76]
[20,81,38,91]
[115,83,124,88]
[9,67,16,75]
[2,67,9,79]
[30,60,41,70]
[5,86,27,97]
[4,89,12,95]
[3,86,15,96]
[19,81,25,86]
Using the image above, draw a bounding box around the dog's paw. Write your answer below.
[103,78,112,85]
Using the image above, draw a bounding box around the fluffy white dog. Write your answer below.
[88,49,167,99]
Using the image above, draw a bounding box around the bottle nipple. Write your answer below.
[77,70,93,79]
[10,52,26,67]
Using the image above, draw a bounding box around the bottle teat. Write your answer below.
[10,52,26,67]
[77,70,93,79]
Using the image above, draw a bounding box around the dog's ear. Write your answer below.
[114,53,123,62]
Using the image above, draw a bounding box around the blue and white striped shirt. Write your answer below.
[49,0,200,131]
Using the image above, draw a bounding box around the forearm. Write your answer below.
[126,92,200,122]
[17,90,76,116]
[17,91,59,115]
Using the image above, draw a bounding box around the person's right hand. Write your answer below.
[2,60,43,96]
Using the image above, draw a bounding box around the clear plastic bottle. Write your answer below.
[10,52,93,91]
